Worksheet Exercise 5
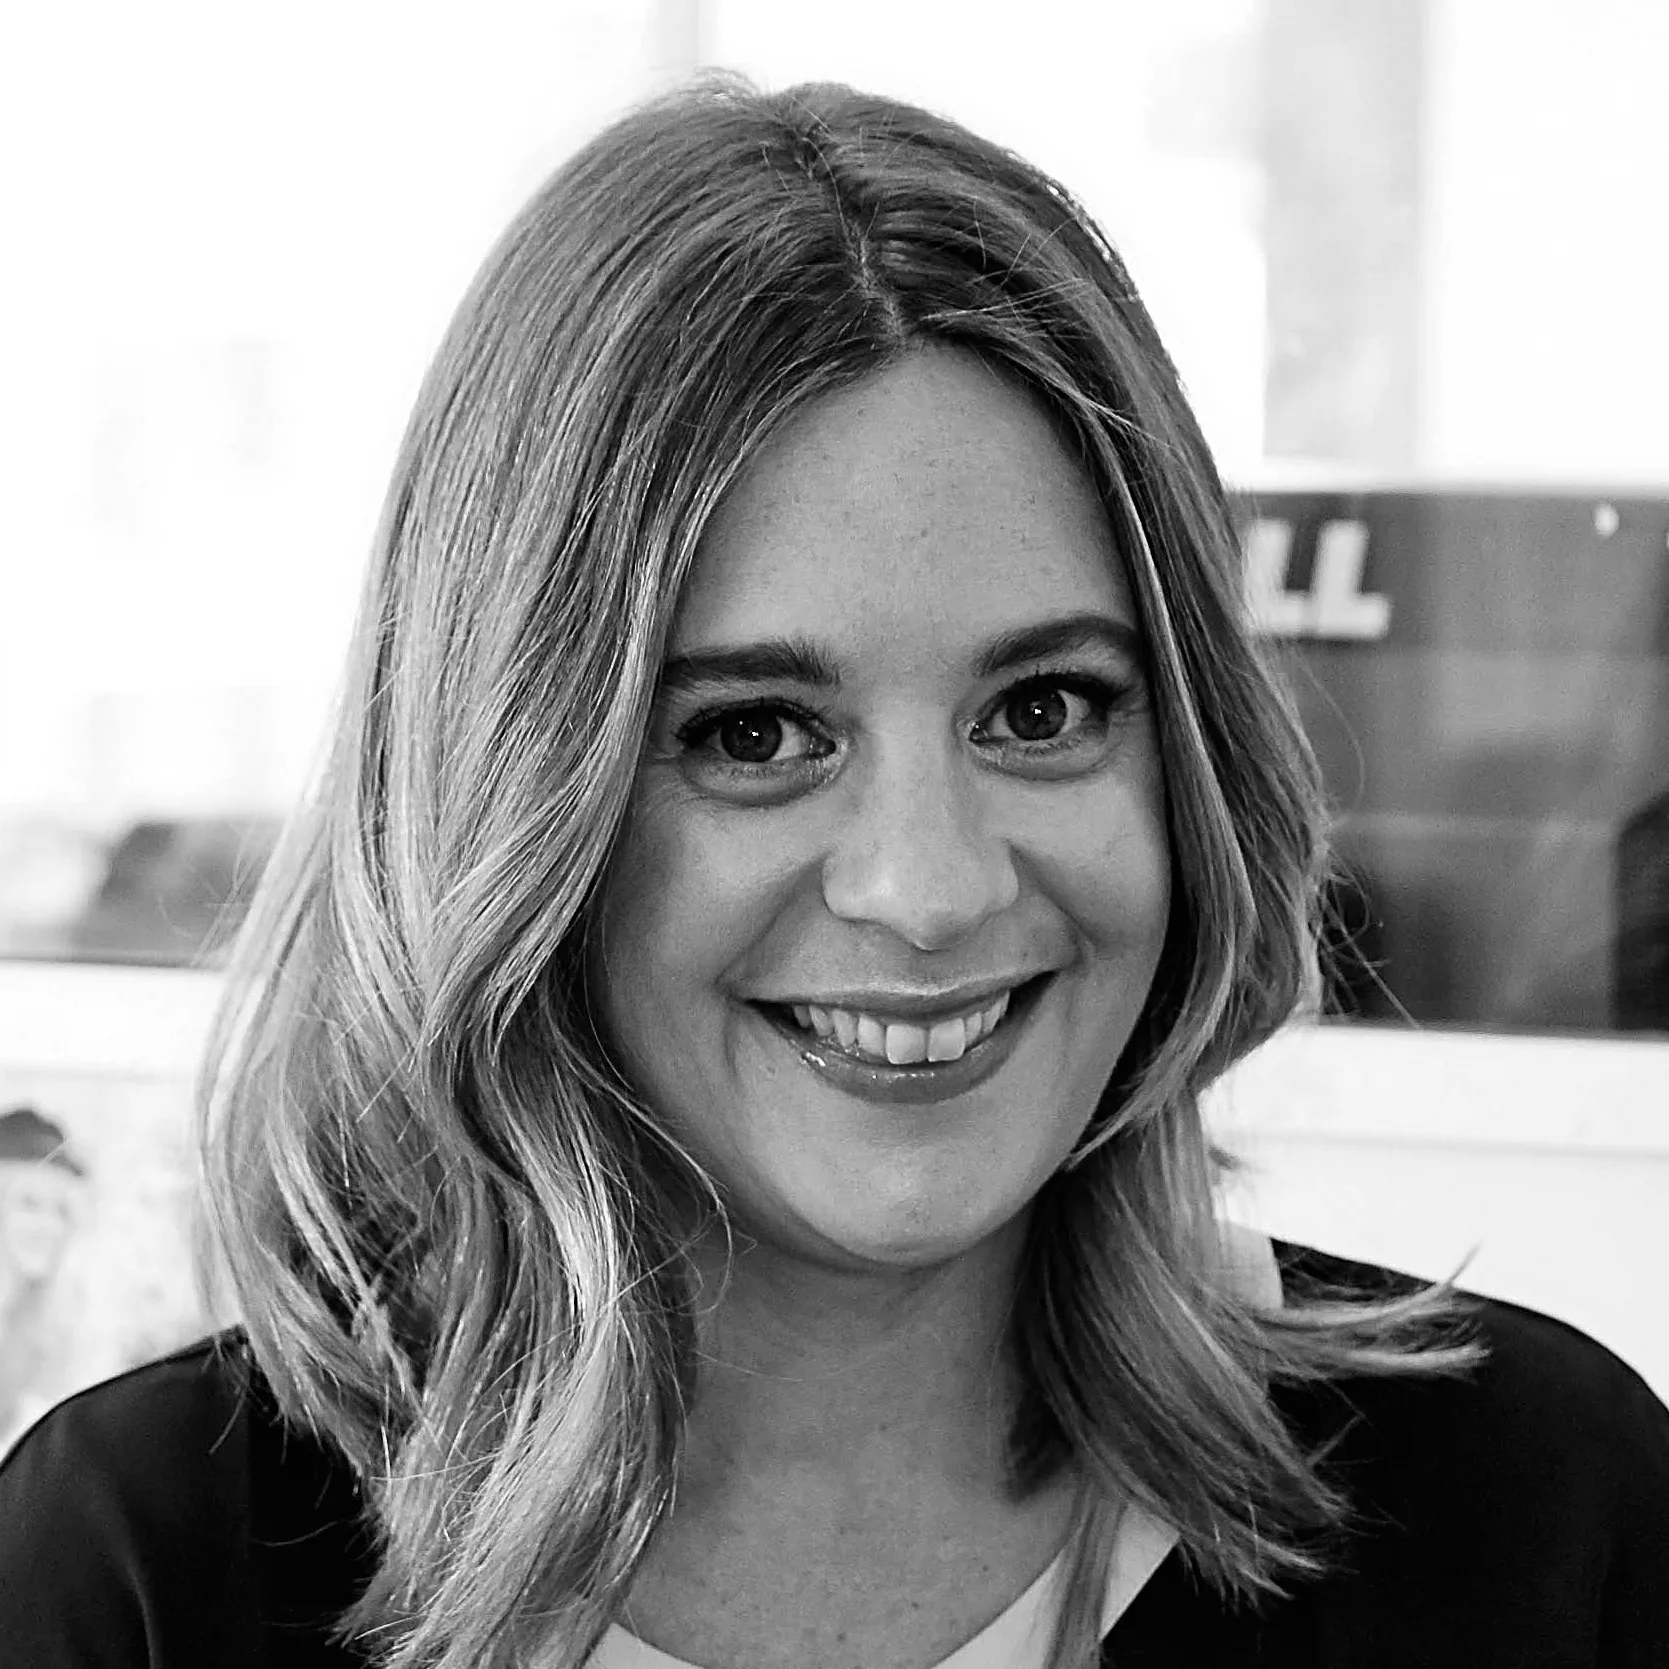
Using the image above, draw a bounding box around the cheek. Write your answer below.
[593,783,793,1028]
[1037,770,1172,956]
[1117,810,1173,946]
[592,825,682,1068]
[1121,743,1173,933]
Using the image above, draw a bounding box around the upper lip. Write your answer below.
[758,974,1047,1022]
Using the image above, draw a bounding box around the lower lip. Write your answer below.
[751,978,1051,1107]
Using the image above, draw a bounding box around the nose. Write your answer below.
[820,743,1020,952]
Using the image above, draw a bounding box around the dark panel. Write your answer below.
[1235,488,1669,1034]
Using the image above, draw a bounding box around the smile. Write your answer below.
[788,990,1011,1065]
[750,975,1053,1107]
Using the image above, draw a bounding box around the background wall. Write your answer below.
[1,0,698,826]
[1418,0,1669,481]
[1208,1024,1669,1396]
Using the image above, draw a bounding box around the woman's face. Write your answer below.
[595,346,1170,1271]
[0,1161,81,1281]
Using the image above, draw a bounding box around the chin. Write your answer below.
[775,1178,1042,1275]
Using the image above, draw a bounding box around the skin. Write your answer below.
[0,1163,81,1284]
[593,345,1172,1666]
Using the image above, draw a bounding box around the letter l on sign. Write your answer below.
[1245,517,1391,640]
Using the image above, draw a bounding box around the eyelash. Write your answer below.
[671,673,1135,776]
[673,697,834,770]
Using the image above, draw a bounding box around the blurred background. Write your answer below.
[1,0,1665,1441]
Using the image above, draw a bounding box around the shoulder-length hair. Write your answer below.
[199,75,1475,1669]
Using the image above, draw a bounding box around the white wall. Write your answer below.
[1207,1024,1669,1397]
[0,1,697,821]
[1418,0,1669,482]
[706,0,1669,487]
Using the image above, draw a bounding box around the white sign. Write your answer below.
[1244,517,1392,641]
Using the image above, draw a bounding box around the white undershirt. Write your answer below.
[589,1225,1279,1669]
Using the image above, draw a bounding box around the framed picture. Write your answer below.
[0,971,217,1456]
[1238,488,1668,1034]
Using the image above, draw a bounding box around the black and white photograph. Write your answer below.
[1,4,1664,1666]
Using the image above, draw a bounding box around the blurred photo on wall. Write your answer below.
[0,1088,208,1457]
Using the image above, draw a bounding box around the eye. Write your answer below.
[995,685,1074,742]
[976,676,1122,749]
[675,702,832,768]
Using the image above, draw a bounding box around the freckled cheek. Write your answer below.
[1017,778,1172,957]
[1066,853,1170,967]
[596,794,807,1029]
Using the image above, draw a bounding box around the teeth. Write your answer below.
[885,1023,929,1065]
[783,987,1017,1066]
[926,1016,966,1061]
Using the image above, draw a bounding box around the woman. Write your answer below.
[1,78,1664,1669]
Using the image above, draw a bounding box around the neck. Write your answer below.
[676,1212,1032,1498]
[624,1212,1086,1661]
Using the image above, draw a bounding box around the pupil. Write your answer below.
[720,711,782,763]
[1008,688,1067,741]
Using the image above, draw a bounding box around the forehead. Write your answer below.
[1,1161,76,1198]
[672,347,1138,664]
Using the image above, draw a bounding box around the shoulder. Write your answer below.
[4,1329,248,1454]
[1273,1242,1669,1657]
[0,1332,370,1667]
[1,1331,253,1542]
[1275,1239,1669,1464]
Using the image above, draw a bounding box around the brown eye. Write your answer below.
[1004,687,1069,741]
[975,675,1128,760]
[716,710,784,763]
[674,702,832,777]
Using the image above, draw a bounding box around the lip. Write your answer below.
[750,974,1052,1107]
[760,974,1044,1025]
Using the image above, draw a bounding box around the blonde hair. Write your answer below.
[199,77,1477,1669]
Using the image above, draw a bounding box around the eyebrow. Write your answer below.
[656,612,1145,697]
[658,635,840,698]
[972,615,1146,679]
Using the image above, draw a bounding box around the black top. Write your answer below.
[2,1244,1666,1667]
